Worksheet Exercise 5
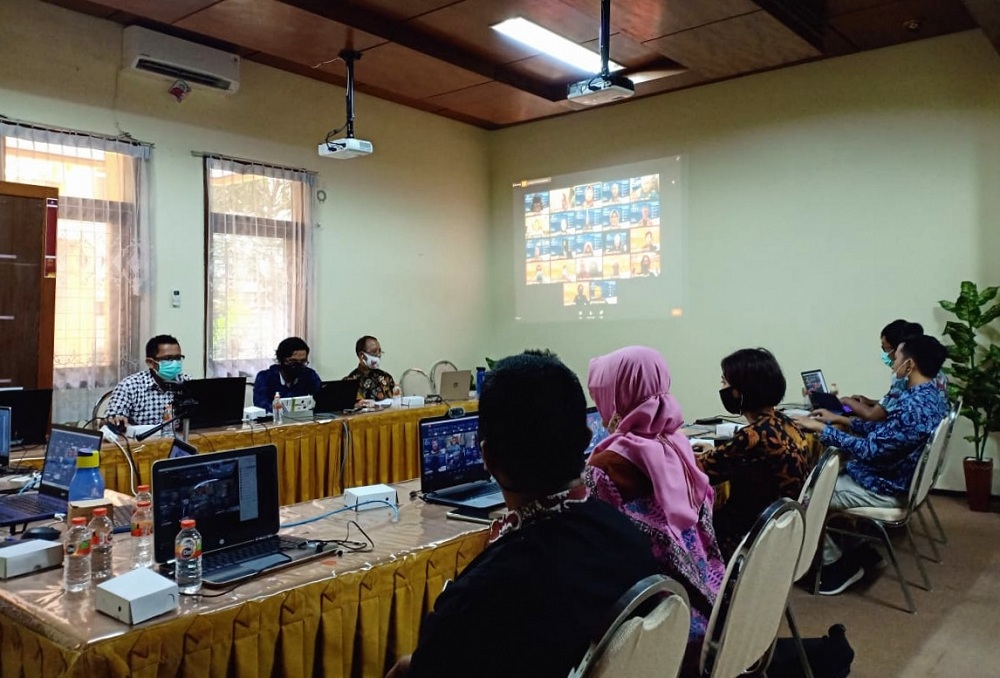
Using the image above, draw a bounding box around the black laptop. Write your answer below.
[151,444,324,587]
[313,380,360,416]
[418,413,504,510]
[175,377,248,430]
[0,406,10,471]
[801,370,848,414]
[0,388,53,446]
[0,425,104,527]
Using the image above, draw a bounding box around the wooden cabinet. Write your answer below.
[0,181,57,389]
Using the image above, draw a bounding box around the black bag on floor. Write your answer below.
[768,624,855,678]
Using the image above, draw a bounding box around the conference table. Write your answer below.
[0,480,489,678]
[16,400,478,507]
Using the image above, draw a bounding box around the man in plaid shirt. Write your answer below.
[105,334,190,428]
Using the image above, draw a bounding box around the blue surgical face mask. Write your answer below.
[155,359,183,382]
[881,351,893,368]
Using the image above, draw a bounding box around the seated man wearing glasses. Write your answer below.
[253,336,323,412]
[105,334,191,428]
[344,335,396,401]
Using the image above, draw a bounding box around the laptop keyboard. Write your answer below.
[203,535,303,575]
[0,494,62,516]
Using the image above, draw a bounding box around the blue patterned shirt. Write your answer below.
[821,381,948,496]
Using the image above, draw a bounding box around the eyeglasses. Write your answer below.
[156,355,185,361]
[366,350,385,358]
[283,360,310,366]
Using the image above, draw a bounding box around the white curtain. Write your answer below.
[204,156,315,379]
[0,120,150,424]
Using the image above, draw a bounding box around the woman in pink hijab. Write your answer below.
[585,346,725,657]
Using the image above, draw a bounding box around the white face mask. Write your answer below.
[363,353,381,369]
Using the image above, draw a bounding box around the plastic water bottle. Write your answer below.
[88,507,114,582]
[476,367,486,398]
[272,392,284,423]
[174,518,203,594]
[160,403,174,438]
[134,484,152,506]
[68,450,105,501]
[391,385,402,408]
[63,516,92,592]
[131,500,154,569]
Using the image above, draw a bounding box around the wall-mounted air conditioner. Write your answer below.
[123,26,240,94]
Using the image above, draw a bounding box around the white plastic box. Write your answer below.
[95,567,179,624]
[0,539,63,579]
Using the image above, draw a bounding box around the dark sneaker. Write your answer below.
[819,559,865,596]
[856,544,886,572]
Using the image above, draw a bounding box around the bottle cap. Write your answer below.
[92,507,108,516]
[76,450,100,468]
[137,485,150,492]
[71,516,87,525]
[137,500,151,507]
[180,518,196,528]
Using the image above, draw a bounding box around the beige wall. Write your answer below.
[487,31,1000,490]
[0,0,491,383]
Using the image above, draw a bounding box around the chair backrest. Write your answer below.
[794,447,841,581]
[91,389,114,429]
[931,399,962,485]
[912,416,950,508]
[429,359,458,394]
[569,574,691,678]
[701,499,805,678]
[399,368,432,397]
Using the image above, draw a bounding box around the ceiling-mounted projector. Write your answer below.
[567,74,635,105]
[317,138,373,159]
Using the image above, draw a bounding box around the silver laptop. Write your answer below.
[438,370,471,401]
[418,412,504,510]
[151,444,326,587]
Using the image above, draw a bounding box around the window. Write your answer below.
[204,156,314,378]
[0,122,149,423]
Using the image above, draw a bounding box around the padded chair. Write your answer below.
[428,359,458,395]
[568,574,691,678]
[399,368,432,398]
[916,399,961,550]
[825,416,949,613]
[700,499,806,678]
[90,389,114,429]
[786,448,842,678]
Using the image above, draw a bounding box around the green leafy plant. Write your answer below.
[939,281,1000,461]
[485,357,496,370]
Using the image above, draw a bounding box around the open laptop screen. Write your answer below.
[0,406,10,469]
[151,444,279,563]
[419,414,486,494]
[801,370,828,395]
[41,425,105,497]
[0,388,53,446]
[584,407,610,457]
[176,377,248,430]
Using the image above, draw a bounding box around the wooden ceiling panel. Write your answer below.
[331,42,492,101]
[175,0,385,69]
[558,0,759,42]
[83,0,222,24]
[647,10,821,80]
[339,0,458,22]
[830,0,977,51]
[408,0,600,66]
[425,81,572,126]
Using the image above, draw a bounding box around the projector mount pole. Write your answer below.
[598,0,611,78]
[340,49,362,139]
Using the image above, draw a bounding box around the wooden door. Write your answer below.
[0,181,57,389]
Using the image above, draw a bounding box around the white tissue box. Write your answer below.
[0,539,63,579]
[401,396,424,408]
[95,567,179,625]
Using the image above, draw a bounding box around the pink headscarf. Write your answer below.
[588,346,711,536]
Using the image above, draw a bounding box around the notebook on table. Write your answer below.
[418,412,504,510]
[437,370,472,401]
[151,444,324,587]
[0,425,104,527]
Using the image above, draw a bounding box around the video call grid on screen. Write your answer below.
[43,427,103,491]
[513,156,685,322]
[420,415,487,493]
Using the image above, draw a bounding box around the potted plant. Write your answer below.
[939,281,1000,511]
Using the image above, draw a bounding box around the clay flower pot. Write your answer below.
[963,457,994,512]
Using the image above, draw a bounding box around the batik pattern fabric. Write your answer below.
[343,367,395,401]
[822,381,948,496]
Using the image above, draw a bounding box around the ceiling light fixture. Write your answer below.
[491,17,622,73]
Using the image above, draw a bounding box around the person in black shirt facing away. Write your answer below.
[386,351,659,678]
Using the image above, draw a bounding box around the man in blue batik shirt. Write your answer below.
[795,334,949,595]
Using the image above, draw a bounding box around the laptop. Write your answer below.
[801,370,848,414]
[313,380,359,416]
[0,425,104,527]
[418,412,504,510]
[175,377,248,430]
[584,406,610,457]
[437,370,472,401]
[0,388,53,446]
[151,444,323,587]
[0,406,10,471]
